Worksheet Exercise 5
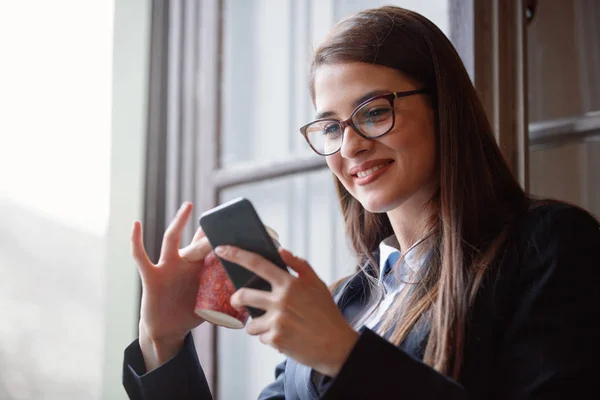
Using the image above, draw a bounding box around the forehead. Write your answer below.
[313,62,413,113]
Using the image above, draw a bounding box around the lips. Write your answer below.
[356,163,389,178]
[349,159,395,186]
[349,159,394,177]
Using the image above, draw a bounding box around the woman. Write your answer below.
[123,6,600,399]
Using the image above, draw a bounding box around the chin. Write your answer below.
[358,194,402,214]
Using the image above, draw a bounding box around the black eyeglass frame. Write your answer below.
[299,88,429,156]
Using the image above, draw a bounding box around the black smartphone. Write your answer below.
[199,197,288,318]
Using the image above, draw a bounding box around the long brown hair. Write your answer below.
[310,6,528,378]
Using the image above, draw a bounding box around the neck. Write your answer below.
[386,182,438,252]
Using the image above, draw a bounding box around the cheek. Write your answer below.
[325,155,343,179]
[326,155,355,194]
[393,117,435,162]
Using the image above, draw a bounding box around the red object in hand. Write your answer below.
[195,251,250,329]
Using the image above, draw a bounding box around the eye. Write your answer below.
[355,99,394,126]
[365,107,392,120]
[322,123,341,135]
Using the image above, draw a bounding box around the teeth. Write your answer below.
[357,163,388,178]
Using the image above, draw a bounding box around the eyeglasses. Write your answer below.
[299,89,428,156]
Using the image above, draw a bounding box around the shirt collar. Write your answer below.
[378,235,400,280]
[377,235,424,284]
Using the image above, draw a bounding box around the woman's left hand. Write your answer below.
[215,245,359,377]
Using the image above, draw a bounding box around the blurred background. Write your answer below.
[0,0,597,399]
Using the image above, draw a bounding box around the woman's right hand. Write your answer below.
[131,201,212,371]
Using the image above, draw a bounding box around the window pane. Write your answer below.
[221,0,315,166]
[217,169,355,399]
[334,0,449,33]
[527,0,600,122]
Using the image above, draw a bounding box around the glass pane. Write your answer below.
[334,0,449,33]
[221,0,316,166]
[217,169,355,399]
[527,0,600,123]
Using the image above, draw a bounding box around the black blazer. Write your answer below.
[122,202,600,399]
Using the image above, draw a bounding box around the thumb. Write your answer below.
[191,226,205,242]
[179,236,212,262]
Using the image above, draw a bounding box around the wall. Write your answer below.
[100,0,151,398]
[0,1,114,399]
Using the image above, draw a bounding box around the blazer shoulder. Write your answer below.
[511,199,600,280]
[517,200,600,244]
[490,202,600,399]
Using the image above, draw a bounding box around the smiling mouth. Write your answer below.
[352,161,394,178]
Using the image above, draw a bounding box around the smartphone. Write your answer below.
[199,197,288,318]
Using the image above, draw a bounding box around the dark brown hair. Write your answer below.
[310,6,528,378]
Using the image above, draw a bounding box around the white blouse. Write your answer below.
[362,235,424,329]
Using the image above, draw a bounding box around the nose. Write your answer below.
[340,126,373,159]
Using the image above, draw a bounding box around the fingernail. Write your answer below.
[215,246,227,255]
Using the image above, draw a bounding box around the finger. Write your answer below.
[230,288,274,311]
[247,310,296,337]
[191,226,205,243]
[215,245,289,286]
[179,236,212,262]
[279,249,319,281]
[245,315,270,336]
[160,202,193,262]
[131,221,154,277]
[259,330,283,353]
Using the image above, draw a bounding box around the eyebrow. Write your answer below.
[315,90,390,120]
